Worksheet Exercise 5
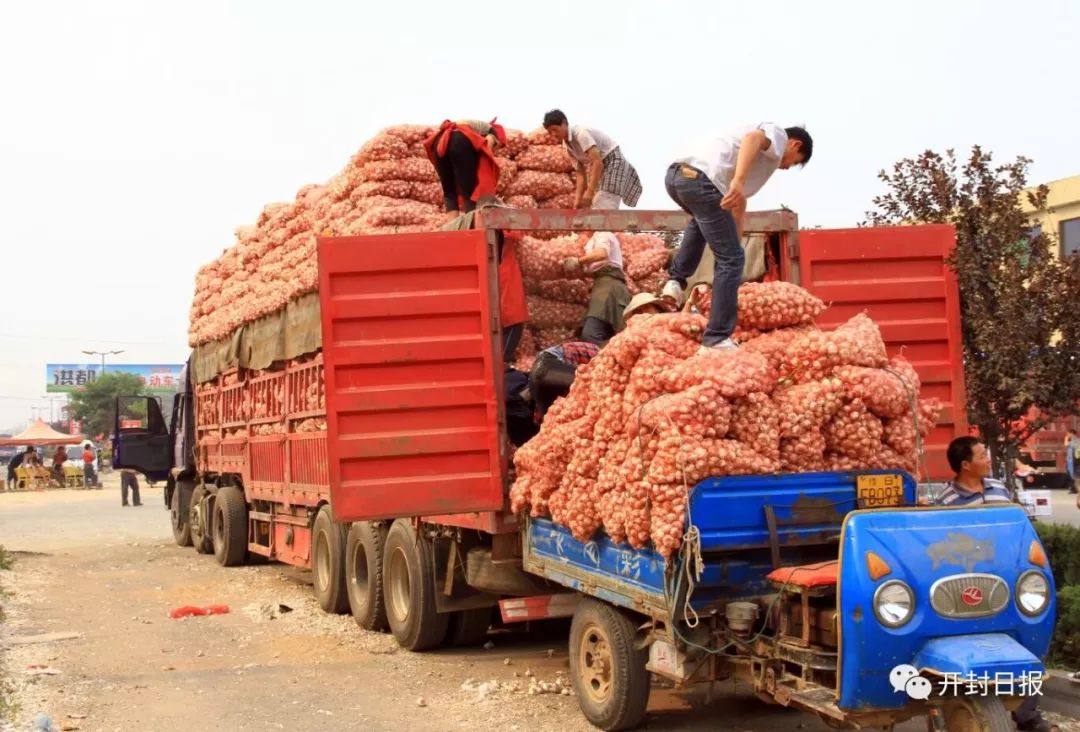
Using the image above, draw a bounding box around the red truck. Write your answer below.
[113,208,967,724]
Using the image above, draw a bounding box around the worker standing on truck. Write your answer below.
[933,436,1057,732]
[423,119,508,218]
[562,231,632,345]
[542,110,642,210]
[660,123,812,352]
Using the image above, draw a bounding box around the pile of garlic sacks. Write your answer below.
[188,124,622,347]
[509,281,940,558]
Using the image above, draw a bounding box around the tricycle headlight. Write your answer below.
[1016,571,1049,616]
[873,580,915,628]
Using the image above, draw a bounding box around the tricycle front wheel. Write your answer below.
[938,697,1012,732]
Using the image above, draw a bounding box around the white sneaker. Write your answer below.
[697,338,739,356]
[661,280,685,307]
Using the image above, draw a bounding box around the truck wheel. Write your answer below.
[445,607,493,647]
[383,519,449,651]
[345,521,388,631]
[940,697,1012,732]
[170,481,192,548]
[312,507,349,614]
[212,485,248,567]
[569,598,650,731]
[189,486,214,555]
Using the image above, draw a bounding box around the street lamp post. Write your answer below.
[82,349,124,375]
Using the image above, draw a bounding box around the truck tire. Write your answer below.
[445,607,493,647]
[189,485,214,555]
[383,519,449,651]
[170,481,192,548]
[940,697,1012,732]
[312,506,349,614]
[569,598,650,731]
[212,485,248,567]
[345,521,388,631]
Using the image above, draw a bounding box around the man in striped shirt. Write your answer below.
[932,436,1013,506]
[932,436,1057,732]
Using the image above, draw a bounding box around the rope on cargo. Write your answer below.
[882,366,931,493]
[632,393,705,629]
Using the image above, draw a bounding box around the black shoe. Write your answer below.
[133,502,143,507]
[122,503,129,507]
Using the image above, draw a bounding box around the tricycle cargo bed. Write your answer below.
[523,470,916,618]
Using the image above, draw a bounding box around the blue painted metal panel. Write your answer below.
[837,505,1054,711]
[912,633,1043,680]
[527,518,667,612]
[689,470,916,553]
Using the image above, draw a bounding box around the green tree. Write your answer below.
[865,146,1080,475]
[68,372,148,439]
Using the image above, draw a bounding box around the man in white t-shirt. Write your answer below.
[660,124,813,351]
[563,231,632,344]
[543,110,642,210]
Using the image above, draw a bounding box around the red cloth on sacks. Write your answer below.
[500,232,529,328]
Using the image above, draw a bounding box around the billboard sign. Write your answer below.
[46,364,184,394]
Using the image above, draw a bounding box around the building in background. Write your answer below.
[1023,174,1080,257]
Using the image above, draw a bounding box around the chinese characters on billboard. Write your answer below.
[46,364,184,394]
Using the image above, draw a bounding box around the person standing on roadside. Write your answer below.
[1065,428,1079,494]
[82,444,98,489]
[6,446,31,490]
[51,445,68,488]
[120,468,142,507]
[660,123,812,352]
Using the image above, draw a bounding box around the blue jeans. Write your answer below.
[665,164,743,345]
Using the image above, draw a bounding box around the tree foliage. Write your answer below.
[865,146,1080,472]
[67,372,147,439]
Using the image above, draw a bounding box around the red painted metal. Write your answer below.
[317,231,505,523]
[793,225,967,480]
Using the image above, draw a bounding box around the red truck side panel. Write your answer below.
[317,231,505,523]
[796,225,967,480]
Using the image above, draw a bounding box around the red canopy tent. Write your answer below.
[0,420,85,447]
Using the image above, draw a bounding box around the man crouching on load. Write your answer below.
[423,118,507,219]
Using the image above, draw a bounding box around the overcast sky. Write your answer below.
[1,0,1077,432]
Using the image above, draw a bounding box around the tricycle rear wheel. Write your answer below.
[568,598,650,731]
[940,697,1012,732]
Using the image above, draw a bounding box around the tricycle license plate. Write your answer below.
[857,474,904,507]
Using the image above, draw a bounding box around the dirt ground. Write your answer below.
[1,478,1076,732]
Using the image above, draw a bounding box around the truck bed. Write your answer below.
[523,470,917,621]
